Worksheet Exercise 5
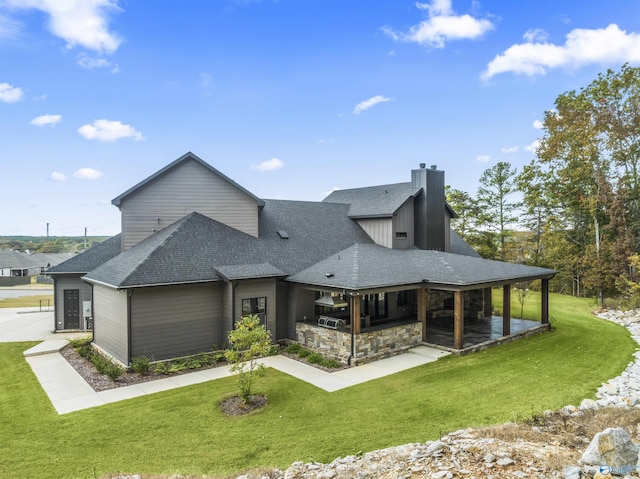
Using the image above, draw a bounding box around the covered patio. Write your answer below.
[287,243,556,365]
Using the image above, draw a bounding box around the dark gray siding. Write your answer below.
[93,284,128,364]
[235,279,277,341]
[53,274,93,331]
[392,199,415,249]
[286,285,315,338]
[120,158,259,250]
[130,283,222,360]
[275,280,288,340]
[356,218,392,248]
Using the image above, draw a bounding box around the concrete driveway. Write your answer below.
[0,307,86,342]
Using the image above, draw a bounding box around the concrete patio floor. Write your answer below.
[424,316,542,350]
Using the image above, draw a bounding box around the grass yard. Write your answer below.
[0,294,54,308]
[0,292,636,478]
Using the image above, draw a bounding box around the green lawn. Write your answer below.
[0,292,635,478]
[0,294,54,309]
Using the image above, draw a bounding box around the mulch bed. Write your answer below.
[220,395,268,416]
[59,344,225,392]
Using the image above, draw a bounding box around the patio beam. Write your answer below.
[418,287,427,342]
[541,278,549,325]
[454,290,464,349]
[502,284,511,336]
[351,295,361,335]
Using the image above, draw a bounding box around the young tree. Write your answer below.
[476,161,521,261]
[225,315,272,404]
[446,187,484,240]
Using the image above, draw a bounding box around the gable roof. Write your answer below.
[323,181,457,219]
[287,243,555,292]
[0,250,41,269]
[47,235,122,274]
[83,200,375,288]
[111,151,265,208]
[323,182,421,218]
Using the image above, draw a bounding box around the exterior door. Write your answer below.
[63,289,80,329]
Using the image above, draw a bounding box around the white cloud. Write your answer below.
[383,0,494,49]
[353,95,392,114]
[476,154,491,162]
[251,158,284,171]
[483,24,640,79]
[501,146,519,154]
[532,119,544,129]
[30,114,61,126]
[73,168,103,180]
[0,12,22,38]
[3,0,122,53]
[524,139,541,153]
[523,28,548,43]
[50,171,66,181]
[77,53,119,73]
[78,119,144,142]
[0,82,24,102]
[317,138,335,144]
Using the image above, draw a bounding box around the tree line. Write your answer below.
[447,64,640,307]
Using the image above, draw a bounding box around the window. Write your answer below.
[242,297,267,326]
[395,232,408,238]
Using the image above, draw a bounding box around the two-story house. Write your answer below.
[48,152,555,366]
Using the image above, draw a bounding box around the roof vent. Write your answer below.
[277,230,289,239]
[419,163,426,169]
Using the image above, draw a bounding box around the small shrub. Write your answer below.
[184,358,202,369]
[68,336,91,349]
[131,356,153,376]
[77,344,94,359]
[104,362,125,381]
[167,361,187,374]
[196,353,216,366]
[319,357,341,369]
[154,362,169,375]
[285,343,302,354]
[267,345,280,356]
[306,352,323,364]
[91,353,111,374]
[297,348,311,358]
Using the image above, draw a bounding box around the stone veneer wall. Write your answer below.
[295,321,422,365]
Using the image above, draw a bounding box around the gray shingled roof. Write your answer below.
[0,250,41,269]
[111,152,265,208]
[46,235,121,274]
[323,182,420,218]
[214,263,286,281]
[287,243,555,291]
[83,200,375,288]
[450,230,482,258]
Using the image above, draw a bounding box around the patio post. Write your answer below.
[483,287,492,318]
[502,284,511,336]
[541,278,549,325]
[351,295,361,335]
[454,290,464,349]
[418,287,428,342]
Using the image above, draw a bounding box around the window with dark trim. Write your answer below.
[395,232,408,238]
[242,297,267,326]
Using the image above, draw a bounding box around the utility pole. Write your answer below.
[84,227,88,251]
[46,223,49,238]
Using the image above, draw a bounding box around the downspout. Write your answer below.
[127,289,133,365]
[347,294,355,366]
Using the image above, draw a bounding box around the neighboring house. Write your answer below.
[50,152,555,366]
[0,250,74,286]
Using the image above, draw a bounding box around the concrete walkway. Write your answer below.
[24,342,449,414]
[7,307,450,415]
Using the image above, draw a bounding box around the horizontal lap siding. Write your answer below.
[121,159,258,249]
[130,284,222,360]
[53,275,93,330]
[93,285,128,364]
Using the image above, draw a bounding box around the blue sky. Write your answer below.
[1,0,639,236]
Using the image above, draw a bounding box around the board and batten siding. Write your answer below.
[287,285,316,339]
[92,284,129,364]
[392,200,415,249]
[53,274,93,331]
[120,158,259,250]
[356,218,393,248]
[130,283,223,361]
[275,280,288,340]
